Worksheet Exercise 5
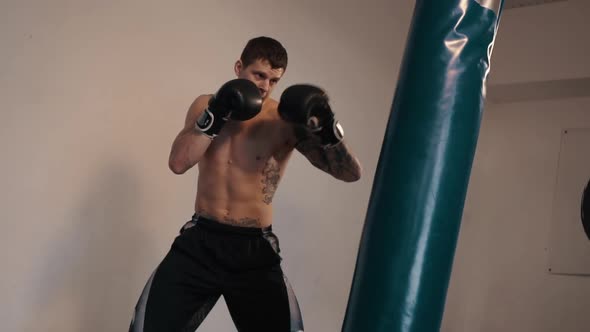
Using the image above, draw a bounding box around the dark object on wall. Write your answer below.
[581,178,590,240]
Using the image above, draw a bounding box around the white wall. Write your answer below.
[0,0,413,331]
[442,0,590,331]
[442,97,590,332]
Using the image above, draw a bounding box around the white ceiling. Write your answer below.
[504,0,568,10]
[485,0,589,103]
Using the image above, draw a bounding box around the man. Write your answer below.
[129,36,362,332]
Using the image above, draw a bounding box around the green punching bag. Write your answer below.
[342,1,504,331]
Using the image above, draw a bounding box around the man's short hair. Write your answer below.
[240,36,288,70]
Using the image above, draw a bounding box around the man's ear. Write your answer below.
[234,60,243,76]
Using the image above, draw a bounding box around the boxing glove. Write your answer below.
[196,79,262,138]
[278,84,343,148]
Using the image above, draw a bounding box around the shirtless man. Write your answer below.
[129,36,362,332]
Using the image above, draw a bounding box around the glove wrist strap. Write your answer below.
[195,108,227,139]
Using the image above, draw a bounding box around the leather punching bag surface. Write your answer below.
[342,1,505,331]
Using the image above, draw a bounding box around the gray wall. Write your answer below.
[442,97,590,332]
[443,1,590,331]
[0,0,410,331]
[3,0,589,331]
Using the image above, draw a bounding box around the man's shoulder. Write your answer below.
[264,98,279,109]
[191,94,213,105]
[196,94,214,102]
[261,98,281,118]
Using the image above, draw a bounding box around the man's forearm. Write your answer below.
[296,133,362,182]
[168,129,212,174]
[322,141,362,182]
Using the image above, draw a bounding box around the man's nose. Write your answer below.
[259,80,270,91]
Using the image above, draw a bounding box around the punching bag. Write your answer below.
[342,1,504,331]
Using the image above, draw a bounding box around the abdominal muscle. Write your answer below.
[194,119,293,228]
[195,165,277,228]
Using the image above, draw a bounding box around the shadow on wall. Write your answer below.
[271,189,341,331]
[23,160,155,332]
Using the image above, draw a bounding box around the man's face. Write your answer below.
[235,59,284,100]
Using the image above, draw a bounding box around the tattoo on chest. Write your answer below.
[261,160,281,204]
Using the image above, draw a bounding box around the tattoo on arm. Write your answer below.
[261,160,281,204]
[296,135,360,181]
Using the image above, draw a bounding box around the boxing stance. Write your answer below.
[129,36,361,332]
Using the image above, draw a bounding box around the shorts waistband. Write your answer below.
[191,214,272,235]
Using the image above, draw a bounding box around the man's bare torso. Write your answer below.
[195,97,296,228]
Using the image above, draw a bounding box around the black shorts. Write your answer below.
[129,214,304,332]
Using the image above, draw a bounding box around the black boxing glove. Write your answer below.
[196,78,262,138]
[278,84,344,148]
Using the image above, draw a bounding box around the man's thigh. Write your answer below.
[129,226,222,332]
[224,265,303,332]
